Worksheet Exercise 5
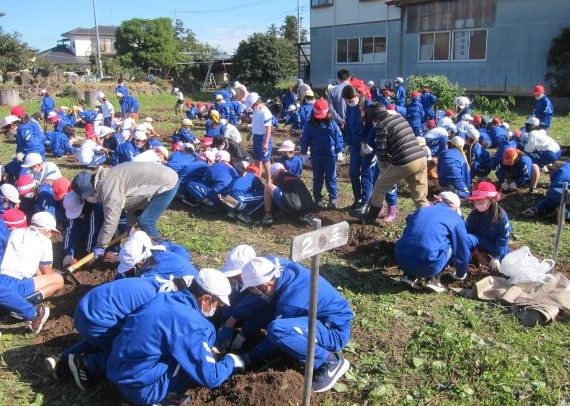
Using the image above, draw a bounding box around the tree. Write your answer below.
[0,28,34,73]
[232,32,296,89]
[114,18,178,77]
[546,27,570,96]
[280,15,308,43]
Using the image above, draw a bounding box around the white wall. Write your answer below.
[311,0,400,28]
[69,37,93,57]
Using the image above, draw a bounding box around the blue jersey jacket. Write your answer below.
[227,172,265,195]
[419,92,437,113]
[172,127,197,144]
[437,147,471,196]
[204,162,240,195]
[533,96,553,129]
[395,85,406,107]
[45,131,78,157]
[300,121,343,159]
[396,202,470,277]
[496,155,532,185]
[16,121,46,157]
[466,208,511,259]
[167,153,206,185]
[40,96,55,115]
[276,155,303,177]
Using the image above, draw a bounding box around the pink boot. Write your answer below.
[383,205,398,222]
[378,202,389,219]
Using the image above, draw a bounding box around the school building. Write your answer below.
[309,0,570,95]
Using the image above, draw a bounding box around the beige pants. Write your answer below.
[370,158,429,209]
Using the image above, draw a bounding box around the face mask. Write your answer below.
[201,303,217,318]
[346,98,359,107]
[23,191,35,199]
[534,95,541,100]
[474,199,491,213]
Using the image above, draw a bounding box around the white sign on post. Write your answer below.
[290,221,350,262]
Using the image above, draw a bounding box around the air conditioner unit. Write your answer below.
[381,79,393,90]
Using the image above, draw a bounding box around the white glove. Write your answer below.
[336,152,345,161]
[361,144,373,155]
[508,182,517,191]
[500,181,509,191]
[451,271,467,281]
[228,353,245,371]
[93,247,105,259]
[230,332,246,351]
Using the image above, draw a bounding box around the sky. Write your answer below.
[0,0,310,54]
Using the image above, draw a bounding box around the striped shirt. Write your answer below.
[374,112,425,166]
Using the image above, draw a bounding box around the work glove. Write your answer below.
[360,144,373,155]
[228,353,247,372]
[451,271,467,281]
[230,332,246,351]
[500,181,509,192]
[508,182,517,191]
[215,326,234,353]
[336,152,345,162]
[93,247,105,259]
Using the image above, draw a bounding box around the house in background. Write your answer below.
[37,26,118,69]
[309,0,570,95]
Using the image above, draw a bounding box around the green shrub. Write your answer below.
[472,95,517,122]
[58,85,77,99]
[407,74,465,110]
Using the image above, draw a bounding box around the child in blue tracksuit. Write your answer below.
[78,270,237,405]
[40,90,55,121]
[185,154,240,207]
[466,128,493,179]
[220,164,265,221]
[341,85,375,212]
[239,257,354,393]
[419,88,437,121]
[205,110,226,137]
[488,118,508,148]
[465,182,511,270]
[298,91,314,130]
[167,149,206,196]
[185,102,198,120]
[16,117,46,159]
[455,97,472,123]
[394,79,406,107]
[532,85,554,129]
[437,136,471,199]
[496,147,533,191]
[44,124,78,158]
[406,92,425,136]
[276,140,303,177]
[395,192,470,290]
[171,119,197,144]
[525,161,570,219]
[300,99,343,209]
[115,80,129,97]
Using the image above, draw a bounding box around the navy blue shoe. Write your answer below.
[312,353,350,393]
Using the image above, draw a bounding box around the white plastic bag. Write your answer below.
[500,246,555,285]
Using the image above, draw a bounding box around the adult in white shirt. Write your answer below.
[523,116,561,169]
[173,88,184,117]
[20,153,62,184]
[221,119,242,143]
[246,92,273,182]
[79,128,109,167]
[0,212,64,333]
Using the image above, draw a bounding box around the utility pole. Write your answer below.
[297,0,301,79]
[92,0,104,79]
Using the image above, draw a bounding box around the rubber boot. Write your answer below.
[356,205,382,224]
[383,205,398,223]
[378,201,388,219]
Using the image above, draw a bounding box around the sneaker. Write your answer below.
[347,200,361,211]
[314,201,325,211]
[68,354,91,391]
[227,210,237,220]
[353,202,368,214]
[237,212,255,225]
[400,275,421,290]
[28,305,50,334]
[45,355,71,381]
[489,258,500,273]
[151,393,192,406]
[312,353,350,393]
[261,214,274,226]
[181,197,200,207]
[328,199,337,209]
[423,277,446,293]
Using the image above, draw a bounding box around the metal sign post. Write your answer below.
[290,220,349,406]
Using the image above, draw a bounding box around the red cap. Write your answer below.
[492,117,501,126]
[185,100,192,108]
[2,208,28,230]
[423,87,430,92]
[172,141,183,151]
[312,98,329,119]
[473,114,482,125]
[387,104,396,111]
[85,123,96,139]
[467,181,500,201]
[532,85,545,95]
[503,147,518,166]
[196,102,203,109]
[445,109,454,117]
[52,177,71,201]
[201,137,213,148]
[426,119,436,129]
[246,164,262,177]
[411,91,421,98]
[16,175,36,195]
[10,105,26,118]
[514,129,522,138]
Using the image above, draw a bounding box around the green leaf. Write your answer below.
[532,381,546,389]
[412,357,425,368]
[432,360,445,369]
[334,383,348,392]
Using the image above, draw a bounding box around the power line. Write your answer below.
[176,0,279,14]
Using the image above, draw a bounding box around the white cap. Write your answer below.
[204,149,217,163]
[394,77,404,84]
[144,117,153,123]
[30,211,59,233]
[526,117,540,126]
[1,115,19,127]
[182,118,193,126]
[173,87,179,93]
[367,80,375,87]
[47,111,58,119]
[233,81,240,87]
[221,245,256,277]
[245,92,260,109]
[96,92,105,100]
[455,96,470,108]
[63,190,84,220]
[240,257,281,292]
[278,140,295,152]
[154,146,169,159]
[117,231,154,274]
[220,118,228,126]
[121,129,132,140]
[0,183,20,204]
[462,114,473,121]
[450,136,465,148]
[196,268,232,306]
[21,152,43,168]
[466,128,480,141]
[97,126,115,137]
[270,162,285,177]
[133,130,147,141]
[435,191,461,210]
[216,150,231,163]
[40,88,48,94]
[444,123,458,133]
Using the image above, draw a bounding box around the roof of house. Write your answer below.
[61,26,118,38]
[36,45,91,65]
[385,0,430,5]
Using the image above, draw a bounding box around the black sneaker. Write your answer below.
[353,202,368,214]
[227,210,237,220]
[328,199,337,209]
[181,197,200,207]
[68,354,91,391]
[423,277,446,293]
[237,212,255,225]
[261,214,274,226]
[400,275,421,290]
[314,201,325,211]
[312,353,350,393]
[28,305,50,334]
[45,354,71,381]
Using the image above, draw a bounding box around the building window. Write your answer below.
[337,36,387,63]
[311,0,332,7]
[419,30,485,62]
[407,0,496,33]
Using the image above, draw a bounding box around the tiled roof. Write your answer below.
[61,26,117,38]
[36,45,91,65]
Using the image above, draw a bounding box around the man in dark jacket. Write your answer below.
[357,106,429,223]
